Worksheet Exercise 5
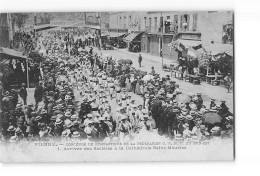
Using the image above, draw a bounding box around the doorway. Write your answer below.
[147,37,151,53]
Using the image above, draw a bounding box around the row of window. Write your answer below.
[118,15,132,28]
[143,14,198,32]
[115,13,198,32]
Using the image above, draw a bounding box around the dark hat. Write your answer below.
[17,118,24,124]
[79,124,85,130]
[38,122,46,129]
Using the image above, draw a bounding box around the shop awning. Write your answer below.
[203,43,233,56]
[123,32,143,42]
[84,25,101,30]
[177,39,202,48]
[0,47,27,60]
[34,24,57,32]
[109,32,126,38]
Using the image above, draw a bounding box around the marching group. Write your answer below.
[0,30,234,144]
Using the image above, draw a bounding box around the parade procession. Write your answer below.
[0,12,234,144]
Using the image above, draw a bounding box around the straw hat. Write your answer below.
[177,115,185,121]
[55,118,63,125]
[9,136,18,143]
[71,114,79,121]
[7,125,16,132]
[50,115,57,121]
[61,131,68,137]
[210,126,221,133]
[186,115,193,121]
[190,135,200,142]
[71,131,80,138]
[65,112,72,118]
[200,125,206,130]
[174,134,184,140]
[35,116,42,121]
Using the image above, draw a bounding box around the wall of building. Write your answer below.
[109,11,232,61]
[198,11,233,45]
[163,35,178,60]
[109,12,147,32]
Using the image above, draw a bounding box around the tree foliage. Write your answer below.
[11,13,29,31]
[216,54,233,76]
[0,63,14,90]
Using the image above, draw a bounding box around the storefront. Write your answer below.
[142,33,179,61]
[123,31,144,52]
[108,29,128,48]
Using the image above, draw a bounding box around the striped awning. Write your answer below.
[109,32,126,38]
[203,43,233,56]
[123,32,143,42]
[177,39,202,48]
[34,24,57,32]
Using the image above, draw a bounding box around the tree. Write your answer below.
[216,54,233,76]
[38,13,55,25]
[11,13,29,31]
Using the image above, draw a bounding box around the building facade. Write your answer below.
[141,11,203,61]
[109,12,147,50]
[141,11,233,61]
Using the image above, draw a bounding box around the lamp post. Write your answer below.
[161,12,164,69]
[96,12,102,53]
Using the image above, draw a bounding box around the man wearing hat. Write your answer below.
[34,81,44,106]
[210,99,217,109]
[186,115,195,131]
[78,124,88,140]
[196,93,203,111]
[54,118,63,139]
[10,89,19,109]
[19,83,27,105]
[99,116,110,141]
[26,102,34,120]
[48,115,57,136]
[29,115,41,137]
[6,125,16,141]
[89,120,100,142]
[157,100,171,136]
[166,104,178,140]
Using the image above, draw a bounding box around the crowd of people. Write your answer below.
[0,30,234,144]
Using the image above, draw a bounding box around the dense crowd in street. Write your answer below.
[0,30,234,144]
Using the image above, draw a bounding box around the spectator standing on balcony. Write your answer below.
[138,54,142,67]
